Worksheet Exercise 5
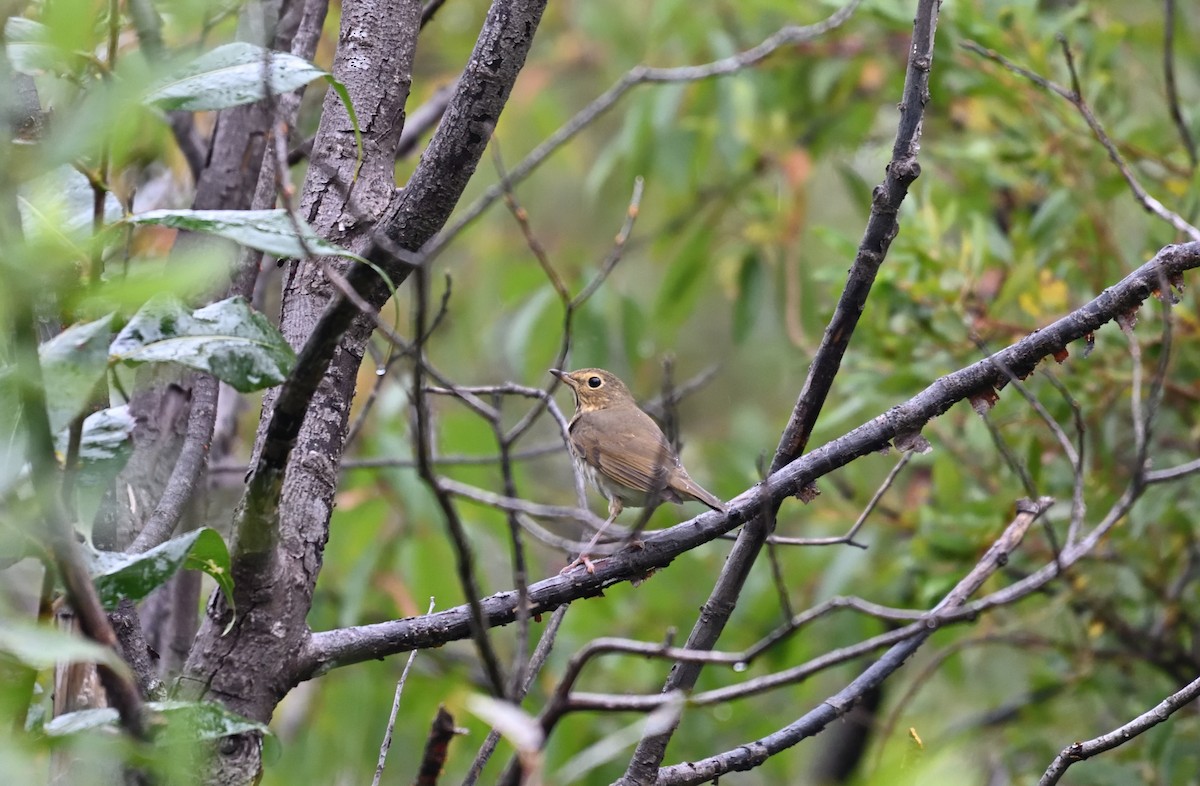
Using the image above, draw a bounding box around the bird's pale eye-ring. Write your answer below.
[587,376,603,388]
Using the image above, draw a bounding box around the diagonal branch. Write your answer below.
[622,1,942,778]
[294,241,1200,681]
[228,0,550,562]
[653,497,1052,785]
[1037,674,1200,786]
[182,0,554,724]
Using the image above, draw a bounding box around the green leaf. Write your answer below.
[21,166,124,240]
[145,42,328,111]
[40,315,114,434]
[655,223,715,329]
[4,18,57,75]
[110,296,296,393]
[86,528,233,611]
[54,405,137,536]
[44,700,268,739]
[504,288,554,374]
[150,700,269,739]
[53,405,136,501]
[323,77,365,182]
[42,708,120,736]
[74,405,135,465]
[731,252,764,344]
[182,529,235,622]
[0,622,129,673]
[127,208,365,261]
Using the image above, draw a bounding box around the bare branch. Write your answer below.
[501,176,645,459]
[127,375,218,553]
[438,478,610,535]
[411,266,507,697]
[1145,457,1200,484]
[1162,0,1198,169]
[296,242,1200,681]
[840,451,910,549]
[209,441,567,474]
[652,498,1051,785]
[626,0,942,776]
[973,339,1088,547]
[228,0,550,573]
[372,597,435,786]
[1038,674,1200,786]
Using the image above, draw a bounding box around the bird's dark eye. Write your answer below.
[587,376,602,388]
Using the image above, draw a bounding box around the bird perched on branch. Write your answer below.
[551,367,725,572]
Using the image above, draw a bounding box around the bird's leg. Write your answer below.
[562,498,622,574]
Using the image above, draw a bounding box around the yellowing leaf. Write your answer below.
[1019,270,1069,317]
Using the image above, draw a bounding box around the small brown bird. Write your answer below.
[551,368,725,572]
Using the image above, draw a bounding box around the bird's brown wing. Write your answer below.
[569,407,684,502]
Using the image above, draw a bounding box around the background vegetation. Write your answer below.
[1,0,1199,784]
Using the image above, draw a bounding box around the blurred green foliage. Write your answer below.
[1,0,1199,783]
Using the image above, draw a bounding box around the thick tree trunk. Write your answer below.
[178,1,549,782]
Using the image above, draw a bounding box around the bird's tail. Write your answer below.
[674,475,725,512]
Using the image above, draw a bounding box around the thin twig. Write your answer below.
[411,265,507,697]
[462,604,569,786]
[343,273,453,450]
[323,263,497,421]
[1121,313,1148,480]
[438,477,609,533]
[842,451,911,549]
[759,472,792,621]
[1037,367,1088,545]
[503,176,646,451]
[208,441,566,474]
[372,597,436,786]
[961,38,1200,242]
[1162,0,1198,169]
[540,593,936,731]
[974,338,1086,543]
[424,0,862,261]
[490,396,533,699]
[128,374,219,553]
[492,144,567,301]
[1133,272,1174,488]
[1144,457,1200,484]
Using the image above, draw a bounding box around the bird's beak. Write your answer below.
[549,368,568,385]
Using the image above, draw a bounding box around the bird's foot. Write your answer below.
[560,554,597,574]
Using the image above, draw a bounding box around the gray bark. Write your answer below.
[180,0,426,745]
[179,3,549,783]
